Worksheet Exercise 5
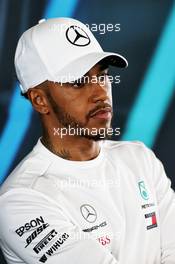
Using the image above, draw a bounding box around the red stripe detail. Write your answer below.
[152,214,157,225]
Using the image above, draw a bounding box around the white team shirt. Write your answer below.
[0,138,175,264]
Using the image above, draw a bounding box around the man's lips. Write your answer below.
[90,107,112,120]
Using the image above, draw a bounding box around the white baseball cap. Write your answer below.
[15,17,128,94]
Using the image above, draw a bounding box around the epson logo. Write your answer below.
[25,223,49,248]
[33,229,58,254]
[15,216,45,237]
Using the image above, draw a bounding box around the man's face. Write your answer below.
[45,63,113,140]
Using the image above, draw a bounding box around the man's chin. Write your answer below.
[78,126,113,141]
[82,133,112,141]
[52,125,113,141]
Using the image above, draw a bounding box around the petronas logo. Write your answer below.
[138,181,149,200]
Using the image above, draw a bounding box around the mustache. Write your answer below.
[87,103,112,119]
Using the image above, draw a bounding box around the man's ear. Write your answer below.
[27,88,49,114]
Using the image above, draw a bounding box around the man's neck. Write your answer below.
[41,133,101,161]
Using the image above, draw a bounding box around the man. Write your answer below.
[0,17,175,264]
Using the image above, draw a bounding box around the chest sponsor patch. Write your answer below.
[39,233,69,263]
[141,202,155,209]
[145,212,158,230]
[15,216,45,237]
[33,229,58,254]
[138,181,149,200]
[25,223,49,248]
[80,204,97,223]
[82,221,107,232]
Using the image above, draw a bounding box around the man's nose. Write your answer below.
[88,82,111,103]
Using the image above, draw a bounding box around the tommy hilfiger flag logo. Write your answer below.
[145,212,158,230]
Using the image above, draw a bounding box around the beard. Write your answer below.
[46,91,112,141]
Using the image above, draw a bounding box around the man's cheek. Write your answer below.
[108,88,113,108]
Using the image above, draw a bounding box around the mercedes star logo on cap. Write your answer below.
[80,204,97,223]
[66,25,91,47]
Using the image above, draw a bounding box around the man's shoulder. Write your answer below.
[103,139,148,153]
[0,149,51,196]
[103,139,155,166]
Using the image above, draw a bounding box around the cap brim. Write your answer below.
[51,52,128,83]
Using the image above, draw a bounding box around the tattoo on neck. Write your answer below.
[41,136,72,160]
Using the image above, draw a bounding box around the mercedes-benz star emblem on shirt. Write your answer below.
[66,25,91,47]
[80,204,97,223]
